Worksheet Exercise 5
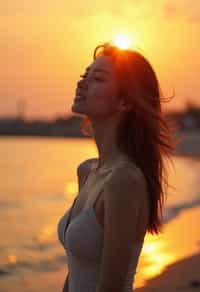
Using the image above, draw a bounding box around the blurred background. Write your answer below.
[1,1,200,291]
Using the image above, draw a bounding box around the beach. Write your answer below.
[0,133,200,292]
[135,130,200,291]
[135,252,200,291]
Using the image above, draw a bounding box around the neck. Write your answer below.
[90,116,129,170]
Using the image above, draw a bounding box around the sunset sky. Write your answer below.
[2,0,200,120]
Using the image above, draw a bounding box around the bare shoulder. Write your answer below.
[77,157,96,176]
[104,161,149,215]
[76,158,96,190]
[106,161,148,198]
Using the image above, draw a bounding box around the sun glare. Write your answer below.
[113,34,132,49]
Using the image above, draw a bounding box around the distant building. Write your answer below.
[182,115,197,129]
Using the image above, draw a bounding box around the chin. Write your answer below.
[71,103,85,115]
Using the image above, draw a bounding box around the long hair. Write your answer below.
[80,42,180,235]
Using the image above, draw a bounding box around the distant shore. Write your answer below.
[135,252,200,291]
[1,129,200,157]
[174,130,200,157]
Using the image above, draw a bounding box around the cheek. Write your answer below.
[85,81,119,115]
[89,81,119,103]
[87,94,117,117]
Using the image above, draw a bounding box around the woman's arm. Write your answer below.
[62,273,69,292]
[96,164,148,292]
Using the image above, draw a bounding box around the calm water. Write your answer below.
[0,136,200,292]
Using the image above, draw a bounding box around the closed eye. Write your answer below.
[79,74,104,81]
[94,77,104,81]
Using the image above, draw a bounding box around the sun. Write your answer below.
[113,34,132,49]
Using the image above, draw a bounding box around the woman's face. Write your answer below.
[71,55,122,118]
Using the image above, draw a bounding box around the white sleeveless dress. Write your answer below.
[57,160,144,292]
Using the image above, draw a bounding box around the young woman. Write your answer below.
[58,42,177,292]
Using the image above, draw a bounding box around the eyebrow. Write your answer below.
[85,66,109,75]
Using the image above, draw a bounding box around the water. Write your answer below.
[0,136,199,291]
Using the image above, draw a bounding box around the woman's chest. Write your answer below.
[70,172,106,220]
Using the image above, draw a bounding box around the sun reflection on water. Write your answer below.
[64,181,78,201]
[135,233,175,288]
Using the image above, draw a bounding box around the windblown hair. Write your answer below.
[80,42,180,235]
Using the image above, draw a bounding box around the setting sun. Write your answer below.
[113,34,132,49]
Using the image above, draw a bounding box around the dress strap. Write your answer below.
[81,164,92,189]
[69,161,93,213]
[63,161,94,238]
[92,170,113,209]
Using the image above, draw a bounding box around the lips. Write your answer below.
[74,88,87,101]
[74,96,86,103]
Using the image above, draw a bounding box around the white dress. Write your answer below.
[57,160,144,292]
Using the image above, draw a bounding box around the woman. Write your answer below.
[58,42,177,292]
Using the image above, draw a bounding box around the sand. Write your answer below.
[135,130,200,291]
[135,252,200,291]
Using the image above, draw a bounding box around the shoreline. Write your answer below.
[135,251,200,291]
[174,130,200,157]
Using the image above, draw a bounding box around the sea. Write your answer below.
[0,136,199,291]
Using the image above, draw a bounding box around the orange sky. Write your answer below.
[2,0,200,120]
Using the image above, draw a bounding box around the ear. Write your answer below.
[116,97,133,112]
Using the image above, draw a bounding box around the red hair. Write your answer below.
[80,42,180,235]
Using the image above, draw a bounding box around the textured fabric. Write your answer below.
[57,160,144,292]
